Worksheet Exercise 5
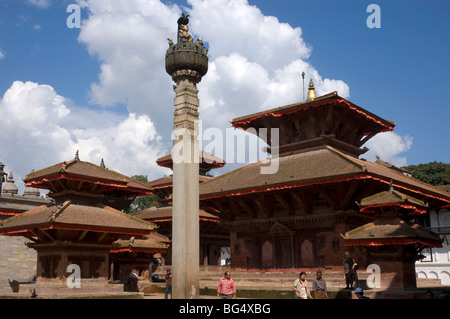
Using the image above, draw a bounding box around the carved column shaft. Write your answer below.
[166,15,208,299]
[171,78,200,299]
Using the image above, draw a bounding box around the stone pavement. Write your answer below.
[1,265,449,299]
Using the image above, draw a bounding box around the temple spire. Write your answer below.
[2,171,18,195]
[306,78,317,101]
[74,150,80,161]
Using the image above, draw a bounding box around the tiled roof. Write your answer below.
[148,174,212,189]
[344,217,442,247]
[358,190,426,207]
[23,160,153,194]
[357,189,428,215]
[232,92,395,133]
[156,151,225,170]
[136,205,219,221]
[199,146,450,205]
[112,233,170,253]
[0,193,50,216]
[0,200,156,236]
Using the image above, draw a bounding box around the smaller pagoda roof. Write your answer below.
[231,92,395,135]
[24,158,153,196]
[148,174,212,189]
[157,151,225,171]
[111,233,170,254]
[136,205,220,223]
[0,200,156,237]
[357,188,428,215]
[344,217,442,248]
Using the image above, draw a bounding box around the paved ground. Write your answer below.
[144,292,217,299]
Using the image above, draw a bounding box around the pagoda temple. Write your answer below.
[344,186,442,290]
[199,83,450,274]
[0,155,168,293]
[137,151,229,266]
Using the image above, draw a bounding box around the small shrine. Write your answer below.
[345,186,443,290]
[0,154,168,294]
[110,233,170,282]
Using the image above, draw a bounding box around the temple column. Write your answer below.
[171,79,200,299]
[165,14,208,298]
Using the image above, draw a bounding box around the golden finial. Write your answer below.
[306,78,317,101]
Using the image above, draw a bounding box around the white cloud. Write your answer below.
[0,81,169,194]
[0,0,414,197]
[76,0,350,157]
[363,131,413,167]
[187,0,311,71]
[0,50,4,59]
[27,0,51,9]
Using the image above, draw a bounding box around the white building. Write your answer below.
[416,207,450,285]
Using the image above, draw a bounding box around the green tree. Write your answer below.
[124,175,159,215]
[402,162,450,186]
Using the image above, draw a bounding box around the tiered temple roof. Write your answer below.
[200,146,450,216]
[0,200,154,241]
[232,91,395,157]
[23,157,154,211]
[345,187,442,248]
[344,217,442,247]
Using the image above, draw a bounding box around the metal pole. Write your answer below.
[302,72,305,102]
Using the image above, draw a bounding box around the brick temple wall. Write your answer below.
[0,235,36,292]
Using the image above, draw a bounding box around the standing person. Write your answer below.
[312,270,328,299]
[293,272,312,299]
[352,260,359,289]
[127,269,139,292]
[217,271,236,299]
[343,251,354,289]
[165,269,172,299]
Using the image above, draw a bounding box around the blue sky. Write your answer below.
[0,0,448,192]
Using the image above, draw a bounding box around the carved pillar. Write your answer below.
[166,14,208,299]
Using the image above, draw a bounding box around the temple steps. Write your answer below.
[155,265,371,290]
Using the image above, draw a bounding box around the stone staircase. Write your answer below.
[151,265,370,298]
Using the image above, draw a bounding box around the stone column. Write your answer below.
[165,14,208,299]
[172,79,201,299]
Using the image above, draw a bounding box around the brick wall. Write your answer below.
[0,235,36,292]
